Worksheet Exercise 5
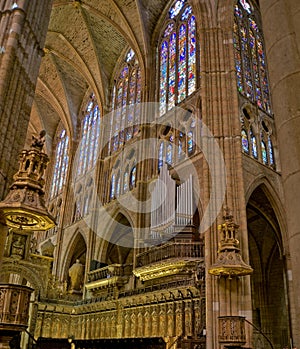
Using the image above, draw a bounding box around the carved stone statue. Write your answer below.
[10,235,25,259]
[40,238,55,257]
[68,259,85,293]
[31,130,46,150]
[30,236,38,254]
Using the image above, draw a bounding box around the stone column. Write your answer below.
[259,0,300,346]
[0,0,53,198]
[201,10,253,347]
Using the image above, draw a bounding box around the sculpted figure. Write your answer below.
[68,259,85,293]
[10,236,25,259]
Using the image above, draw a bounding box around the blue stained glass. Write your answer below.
[166,144,173,164]
[160,41,168,116]
[77,97,101,178]
[187,131,193,154]
[50,130,69,198]
[134,68,141,135]
[168,32,177,110]
[126,48,135,62]
[239,0,251,13]
[234,0,272,114]
[178,24,187,102]
[164,23,175,37]
[241,129,249,153]
[188,16,196,95]
[250,129,258,158]
[234,5,243,18]
[158,142,164,170]
[159,3,197,116]
[249,18,258,31]
[169,0,186,19]
[120,66,129,79]
[261,141,267,164]
[181,5,192,20]
[268,137,274,165]
[87,101,93,112]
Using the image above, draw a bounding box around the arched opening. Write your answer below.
[105,213,134,266]
[247,185,290,348]
[65,233,87,294]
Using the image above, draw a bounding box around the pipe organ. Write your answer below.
[150,162,194,242]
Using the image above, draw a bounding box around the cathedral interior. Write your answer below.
[0,0,300,348]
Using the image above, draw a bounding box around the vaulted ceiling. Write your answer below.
[28,0,169,153]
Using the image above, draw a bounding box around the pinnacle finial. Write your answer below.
[31,130,46,150]
[223,205,233,221]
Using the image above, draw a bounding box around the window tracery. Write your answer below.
[110,48,141,153]
[110,161,137,201]
[234,0,276,169]
[159,1,197,116]
[76,94,101,178]
[50,129,69,199]
[157,115,196,170]
[233,0,271,114]
[240,105,275,168]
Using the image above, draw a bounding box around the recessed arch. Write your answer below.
[95,212,134,267]
[62,230,87,283]
[247,184,290,348]
[245,176,287,244]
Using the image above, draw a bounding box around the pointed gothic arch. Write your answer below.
[246,184,290,349]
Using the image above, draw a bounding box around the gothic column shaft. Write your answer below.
[259,0,300,346]
[202,20,252,348]
[0,0,53,198]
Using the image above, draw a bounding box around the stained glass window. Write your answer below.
[159,2,197,116]
[110,174,116,199]
[178,132,184,160]
[116,172,121,197]
[187,131,193,154]
[233,0,272,114]
[83,195,89,216]
[268,137,274,165]
[77,94,101,178]
[130,165,137,188]
[50,129,69,199]
[158,142,164,170]
[261,140,267,164]
[124,170,129,193]
[110,48,141,153]
[166,144,173,164]
[250,128,258,158]
[169,0,186,19]
[241,129,249,153]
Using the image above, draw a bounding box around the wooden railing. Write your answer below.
[0,284,33,331]
[136,242,204,267]
[87,264,132,283]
